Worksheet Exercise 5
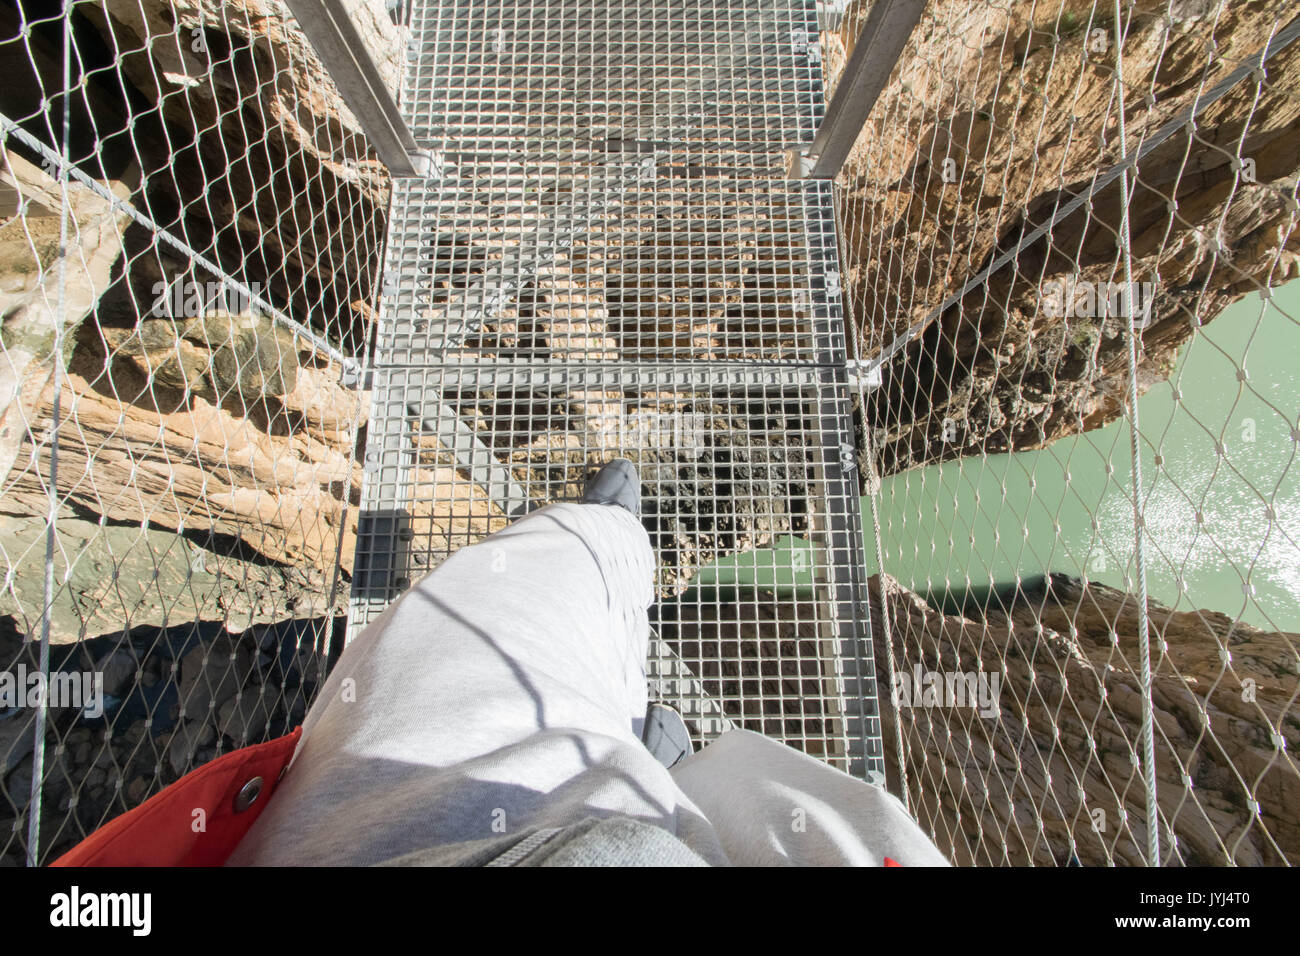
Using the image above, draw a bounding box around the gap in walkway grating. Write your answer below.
[351,0,882,777]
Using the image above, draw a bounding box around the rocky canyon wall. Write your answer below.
[0,0,400,643]
[828,0,1300,474]
[869,573,1300,865]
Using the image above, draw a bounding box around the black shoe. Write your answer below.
[580,458,640,516]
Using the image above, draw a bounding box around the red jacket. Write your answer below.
[51,728,301,867]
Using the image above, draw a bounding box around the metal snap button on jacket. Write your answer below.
[234,776,264,812]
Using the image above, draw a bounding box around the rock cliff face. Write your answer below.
[4,360,364,580]
[0,151,132,488]
[0,0,395,355]
[71,0,397,354]
[869,573,1299,865]
[829,0,1300,473]
[0,0,398,646]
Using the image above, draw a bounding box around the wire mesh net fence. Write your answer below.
[828,0,1300,864]
[0,0,400,864]
[7,0,1298,870]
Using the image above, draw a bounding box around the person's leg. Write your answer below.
[229,499,727,865]
[311,500,658,759]
[671,729,949,866]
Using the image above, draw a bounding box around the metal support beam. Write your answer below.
[383,362,824,393]
[811,366,882,780]
[285,0,427,177]
[804,0,927,179]
[411,401,533,518]
[804,180,884,779]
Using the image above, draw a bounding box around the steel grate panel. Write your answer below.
[352,0,883,777]
[349,365,876,768]
[404,0,824,157]
[377,170,839,364]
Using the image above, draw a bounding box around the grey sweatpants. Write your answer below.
[229,502,948,866]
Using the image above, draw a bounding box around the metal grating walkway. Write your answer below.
[403,0,824,161]
[351,0,882,777]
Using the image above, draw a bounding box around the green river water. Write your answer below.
[698,282,1300,634]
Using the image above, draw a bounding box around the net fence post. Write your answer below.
[1111,0,1159,868]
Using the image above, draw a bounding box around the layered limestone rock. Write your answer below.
[0,150,132,489]
[869,572,1300,865]
[103,310,301,403]
[2,356,366,589]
